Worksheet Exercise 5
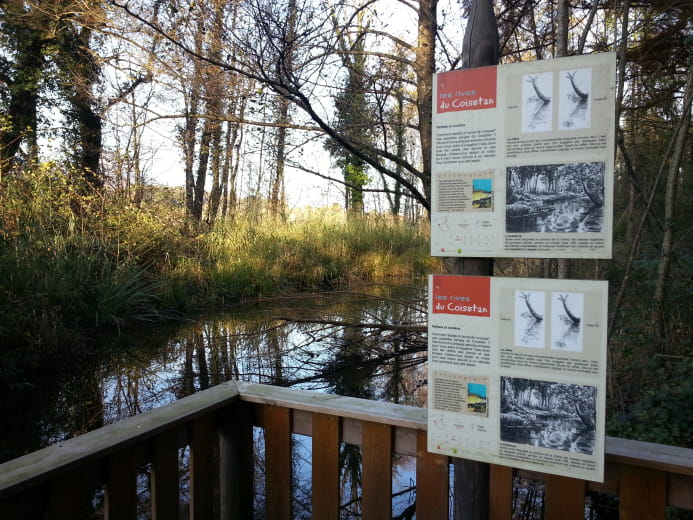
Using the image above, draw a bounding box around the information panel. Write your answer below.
[427,274,608,482]
[431,53,616,258]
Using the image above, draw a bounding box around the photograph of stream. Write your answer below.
[500,377,597,455]
[505,161,605,233]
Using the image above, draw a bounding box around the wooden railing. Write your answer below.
[1,381,692,519]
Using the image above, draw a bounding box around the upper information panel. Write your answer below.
[431,53,616,259]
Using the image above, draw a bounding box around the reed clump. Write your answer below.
[200,211,437,301]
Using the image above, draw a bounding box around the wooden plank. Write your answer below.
[362,421,392,520]
[312,413,340,519]
[489,464,513,520]
[236,381,427,430]
[219,402,254,520]
[415,430,448,520]
[48,468,88,518]
[454,458,490,519]
[105,450,137,519]
[606,436,693,476]
[1,486,46,519]
[620,465,666,519]
[190,415,215,520]
[151,429,180,520]
[545,474,585,520]
[265,405,292,520]
[669,473,693,509]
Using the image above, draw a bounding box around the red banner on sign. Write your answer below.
[431,275,491,317]
[436,66,498,114]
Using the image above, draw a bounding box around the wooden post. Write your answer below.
[416,431,450,519]
[265,405,292,520]
[151,430,180,520]
[219,402,254,520]
[312,413,340,519]
[450,1,499,519]
[362,421,393,520]
[190,415,215,520]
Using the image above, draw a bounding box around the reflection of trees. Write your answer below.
[85,287,424,431]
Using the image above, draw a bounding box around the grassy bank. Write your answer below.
[0,168,438,379]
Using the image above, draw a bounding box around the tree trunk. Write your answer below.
[653,61,693,341]
[451,1,499,519]
[183,90,200,217]
[272,97,290,219]
[205,118,224,224]
[555,0,570,279]
[193,118,214,221]
[0,35,42,178]
[270,0,296,220]
[415,0,437,204]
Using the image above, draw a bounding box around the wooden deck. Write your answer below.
[1,380,692,519]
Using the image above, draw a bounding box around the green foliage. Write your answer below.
[608,359,693,449]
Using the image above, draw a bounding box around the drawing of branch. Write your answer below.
[519,292,543,321]
[565,72,589,101]
[557,294,581,324]
[527,76,551,103]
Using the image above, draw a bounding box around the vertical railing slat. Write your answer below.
[545,474,585,519]
[265,405,292,520]
[151,429,180,520]
[489,464,513,520]
[2,486,46,519]
[220,402,255,520]
[106,451,137,519]
[190,415,215,520]
[620,465,666,519]
[312,412,340,519]
[49,469,88,518]
[362,421,392,520]
[416,430,449,520]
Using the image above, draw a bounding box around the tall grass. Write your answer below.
[0,166,437,379]
[199,213,437,300]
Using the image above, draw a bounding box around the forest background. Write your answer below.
[0,0,690,449]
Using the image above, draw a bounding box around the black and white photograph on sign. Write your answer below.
[551,292,584,352]
[559,68,591,130]
[522,71,553,132]
[501,377,597,455]
[515,290,545,348]
[505,162,605,233]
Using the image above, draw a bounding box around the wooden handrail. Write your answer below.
[0,380,243,499]
[1,381,691,518]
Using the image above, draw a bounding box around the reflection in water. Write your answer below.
[503,417,596,455]
[508,199,603,234]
